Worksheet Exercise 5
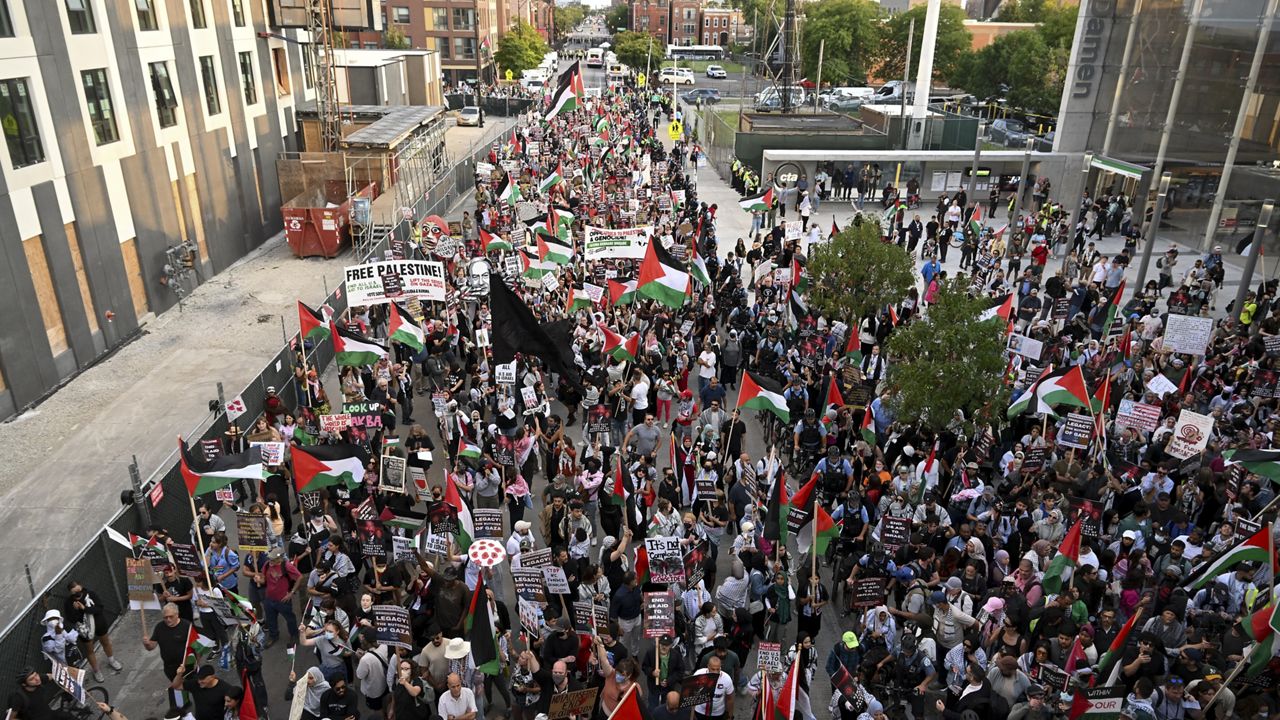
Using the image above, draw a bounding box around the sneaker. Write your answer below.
[93,670,105,683]
[107,658,123,671]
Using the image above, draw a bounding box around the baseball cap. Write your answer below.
[945,577,963,591]
[1026,684,1045,698]
[1122,530,1138,540]
[931,590,948,605]
[842,631,858,648]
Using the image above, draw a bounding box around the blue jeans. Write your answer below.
[264,597,299,643]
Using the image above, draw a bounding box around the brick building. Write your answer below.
[699,5,744,46]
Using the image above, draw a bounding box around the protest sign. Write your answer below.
[645,537,684,583]
[521,547,553,568]
[695,474,717,502]
[757,641,783,671]
[1060,413,1095,450]
[518,596,543,635]
[344,260,447,304]
[520,386,539,409]
[380,455,407,494]
[512,568,547,602]
[1266,334,1280,356]
[881,516,911,549]
[496,363,517,385]
[1022,447,1048,472]
[250,441,286,466]
[200,439,223,462]
[493,435,516,466]
[684,538,710,588]
[1115,400,1161,433]
[472,508,504,538]
[678,674,720,708]
[1163,314,1214,356]
[359,521,388,559]
[169,543,205,579]
[852,578,887,607]
[543,566,571,595]
[1070,497,1104,539]
[583,226,652,260]
[1145,372,1179,399]
[1237,516,1263,537]
[548,688,600,720]
[373,605,413,649]
[214,487,235,503]
[205,595,239,627]
[342,402,384,430]
[572,601,610,634]
[582,282,605,304]
[45,654,87,706]
[125,558,161,610]
[320,414,352,433]
[391,535,416,563]
[644,592,676,638]
[1008,334,1044,361]
[418,533,450,556]
[1074,687,1126,718]
[236,512,271,553]
[426,501,458,536]
[1166,409,1214,459]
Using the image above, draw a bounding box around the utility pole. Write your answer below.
[780,0,796,113]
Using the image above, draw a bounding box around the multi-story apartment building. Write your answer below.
[631,0,699,46]
[699,5,744,46]
[0,0,375,420]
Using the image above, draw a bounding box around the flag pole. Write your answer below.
[1202,638,1263,716]
[180,438,217,593]
[723,369,745,475]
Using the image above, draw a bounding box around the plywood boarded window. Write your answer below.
[273,47,291,96]
[22,235,69,355]
[120,237,150,318]
[65,223,99,333]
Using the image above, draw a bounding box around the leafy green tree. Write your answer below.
[553,4,587,44]
[605,4,630,33]
[382,25,411,49]
[884,278,1010,432]
[878,4,973,85]
[799,0,882,85]
[1037,3,1080,49]
[807,219,915,328]
[959,29,1064,115]
[613,31,661,72]
[495,21,549,76]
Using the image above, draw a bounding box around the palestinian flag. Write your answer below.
[1041,518,1082,595]
[464,574,501,673]
[1249,601,1280,675]
[739,187,773,212]
[298,301,330,343]
[763,468,790,544]
[826,375,844,410]
[609,459,630,508]
[293,444,368,493]
[790,257,808,294]
[1098,609,1141,684]
[788,290,808,332]
[179,438,265,496]
[479,228,512,253]
[331,322,388,367]
[226,589,258,623]
[1222,449,1280,483]
[829,217,840,240]
[844,332,862,365]
[1100,280,1126,339]
[238,669,260,720]
[799,505,839,557]
[608,278,637,305]
[518,249,556,280]
[497,173,521,204]
[787,472,819,539]
[536,234,573,265]
[635,543,650,582]
[445,471,475,552]
[1188,522,1274,590]
[637,239,690,309]
[545,73,581,120]
[860,405,876,445]
[690,243,711,287]
[968,203,984,236]
[775,650,805,720]
[755,661,775,720]
[606,684,643,720]
[566,286,594,313]
[1091,372,1112,414]
[539,163,565,193]
[599,323,640,362]
[388,302,425,352]
[737,371,790,423]
[183,625,216,668]
[595,115,610,134]
[1008,366,1091,418]
[978,293,1015,323]
[458,438,482,459]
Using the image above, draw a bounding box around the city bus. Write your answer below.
[586,47,605,67]
[666,44,724,61]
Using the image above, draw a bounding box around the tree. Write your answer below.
[884,279,1010,432]
[806,219,916,328]
[495,21,549,77]
[877,4,973,86]
[959,29,1065,116]
[605,4,630,33]
[553,3,587,44]
[799,0,882,85]
[382,25,411,50]
[613,31,661,72]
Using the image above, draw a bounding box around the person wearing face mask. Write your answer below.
[508,520,537,559]
[298,620,351,683]
[391,659,432,720]
[592,638,644,717]
[63,581,121,683]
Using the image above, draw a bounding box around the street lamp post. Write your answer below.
[1134,172,1172,291]
[1233,200,1275,322]
[1060,151,1092,261]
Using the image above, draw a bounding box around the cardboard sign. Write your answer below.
[373,605,413,649]
[125,558,161,610]
[1166,409,1214,460]
[572,601,610,634]
[419,533,451,556]
[543,566,571,595]
[645,537,684,584]
[1115,400,1161,433]
[249,442,286,466]
[1022,447,1048,472]
[45,654,87,706]
[880,516,911,549]
[512,568,547,602]
[391,535,417,563]
[757,641,783,671]
[1060,413,1095,450]
[1070,497,1104,539]
[496,362,518,385]
[380,455,407,494]
[1008,334,1044,361]
[215,487,235,503]
[644,592,676,638]
[342,402,384,429]
[548,687,600,719]
[169,542,205,579]
[521,386,539,409]
[236,512,271,553]
[677,673,720,708]
[1145,372,1179,398]
[521,547,553,568]
[852,577,887,607]
[320,414,352,432]
[473,508,504,538]
[343,260,447,304]
[583,225,652,260]
[1163,314,1214,356]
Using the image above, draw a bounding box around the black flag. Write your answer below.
[489,279,584,392]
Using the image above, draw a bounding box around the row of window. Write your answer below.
[704,15,734,27]
[384,7,476,31]
[0,0,249,38]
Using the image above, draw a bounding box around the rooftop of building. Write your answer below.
[295,102,445,148]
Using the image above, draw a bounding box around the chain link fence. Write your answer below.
[700,105,738,181]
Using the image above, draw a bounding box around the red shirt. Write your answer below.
[262,560,301,602]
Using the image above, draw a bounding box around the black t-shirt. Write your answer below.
[7,684,59,720]
[159,576,195,621]
[152,618,193,669]
[321,687,360,719]
[183,677,233,720]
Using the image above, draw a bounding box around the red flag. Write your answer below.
[775,651,802,720]
[239,670,259,720]
[607,683,644,720]
[1064,635,1087,677]
[826,375,844,409]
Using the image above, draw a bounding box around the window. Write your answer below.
[0,1,12,37]
[300,46,314,89]
[452,7,474,30]
[65,0,96,33]
[199,55,221,114]
[80,69,118,145]
[230,0,244,26]
[135,0,158,30]
[271,47,290,95]
[238,51,257,104]
[437,37,450,59]
[147,61,178,127]
[0,78,46,168]
[393,6,409,23]
[452,36,475,59]
[189,0,206,28]
[431,8,448,28]
[703,17,708,26]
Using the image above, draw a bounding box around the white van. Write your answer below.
[586,48,605,67]
[607,64,628,81]
[659,67,695,85]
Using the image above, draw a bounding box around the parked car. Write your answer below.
[682,88,722,104]
[990,118,1033,147]
[754,85,807,111]
[660,67,696,85]
[825,95,866,112]
[457,106,482,127]
[705,64,728,79]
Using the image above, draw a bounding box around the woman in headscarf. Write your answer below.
[962,537,988,580]
[988,549,1012,586]
[861,605,897,655]
[291,666,330,720]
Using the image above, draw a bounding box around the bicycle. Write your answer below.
[52,684,111,720]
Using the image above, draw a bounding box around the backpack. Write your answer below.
[235,626,265,672]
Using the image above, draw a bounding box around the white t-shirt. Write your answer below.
[692,668,734,717]
[698,350,717,379]
[631,379,651,411]
[438,687,477,720]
